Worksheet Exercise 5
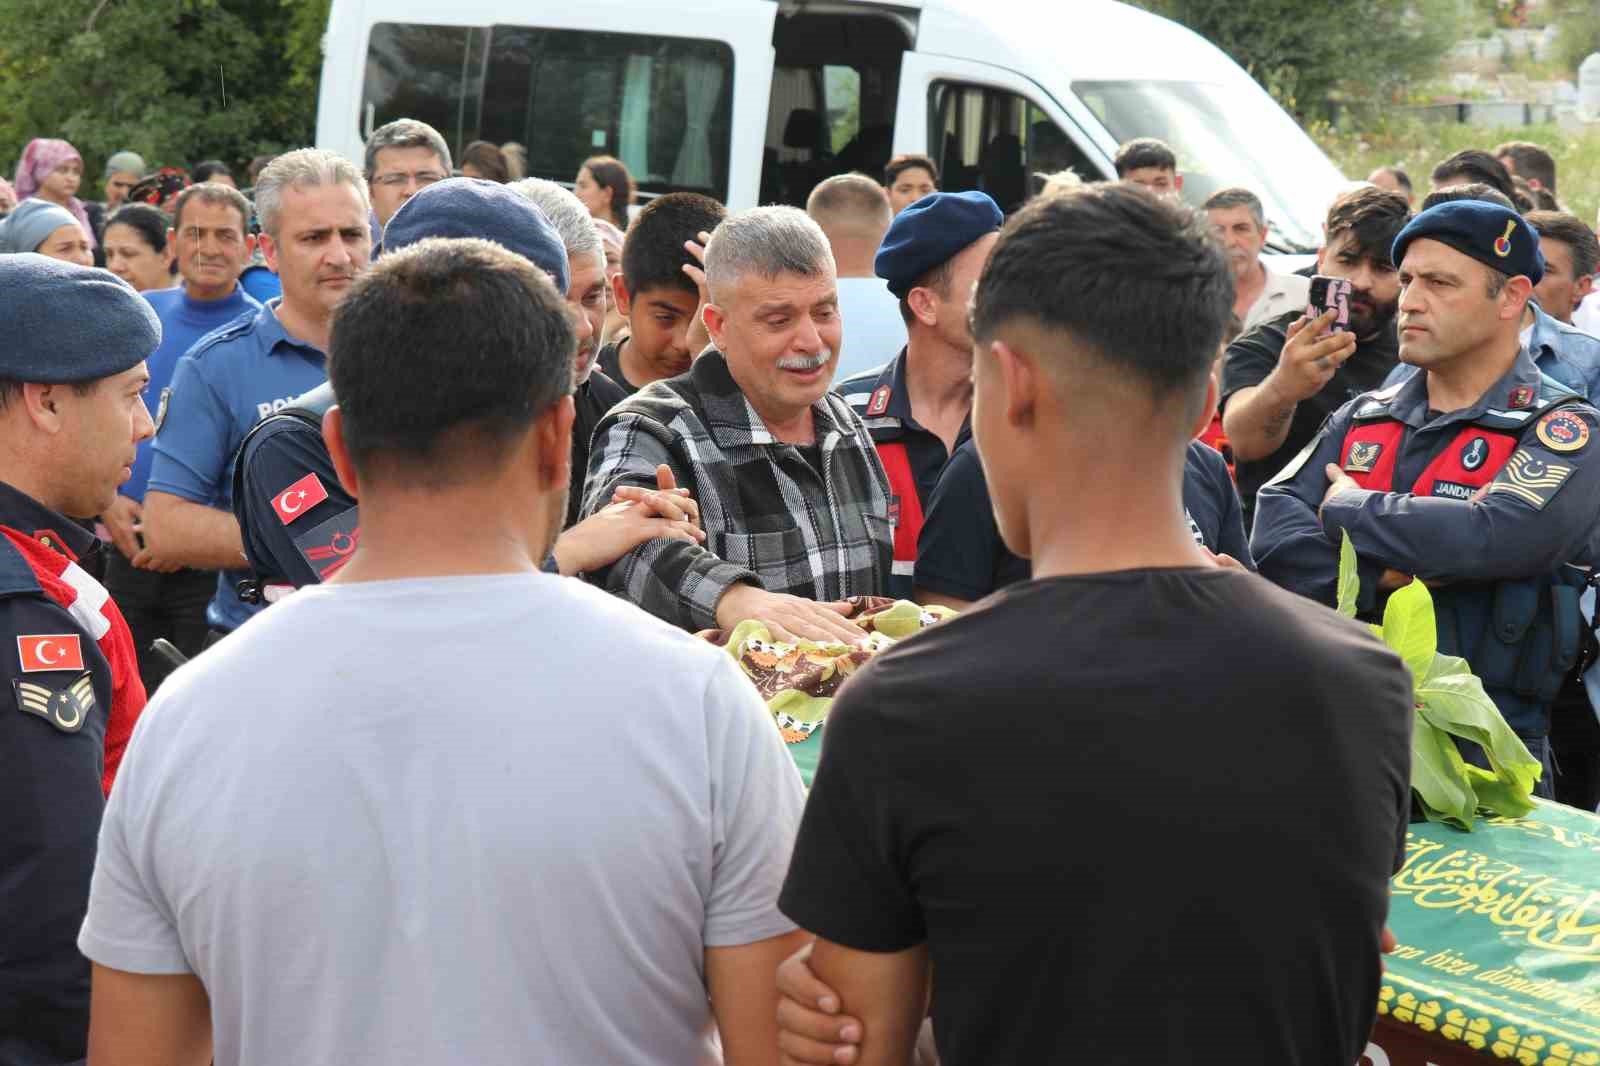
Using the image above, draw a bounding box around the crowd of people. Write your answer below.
[2,113,1600,1065]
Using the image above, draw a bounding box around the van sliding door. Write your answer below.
[354,2,777,208]
[894,53,1111,215]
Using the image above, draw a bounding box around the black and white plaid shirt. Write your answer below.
[583,350,893,631]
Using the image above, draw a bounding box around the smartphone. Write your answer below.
[1307,275,1352,331]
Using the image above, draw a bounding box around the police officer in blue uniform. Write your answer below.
[835,191,1002,600]
[231,180,570,592]
[142,149,371,641]
[1254,201,1600,793]
[0,255,161,1064]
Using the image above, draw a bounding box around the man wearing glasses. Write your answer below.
[365,119,452,231]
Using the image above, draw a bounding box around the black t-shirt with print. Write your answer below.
[781,567,1413,1066]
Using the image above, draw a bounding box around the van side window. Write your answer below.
[481,28,733,200]
[758,12,909,207]
[365,24,489,155]
[364,23,734,202]
[928,81,1096,214]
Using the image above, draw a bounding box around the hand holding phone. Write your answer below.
[1306,275,1352,333]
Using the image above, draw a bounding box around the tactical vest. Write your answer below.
[1340,392,1589,723]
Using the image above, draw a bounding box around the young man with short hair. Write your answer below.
[80,237,807,1065]
[882,154,938,215]
[1494,140,1558,197]
[596,192,728,394]
[1431,149,1516,203]
[1526,210,1598,326]
[1113,137,1181,198]
[806,173,905,380]
[779,183,1414,1066]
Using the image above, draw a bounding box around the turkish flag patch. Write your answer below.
[272,473,330,525]
[18,634,85,673]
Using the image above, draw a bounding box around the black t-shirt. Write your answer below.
[1220,312,1398,526]
[571,369,628,528]
[916,439,1252,602]
[595,341,640,396]
[780,568,1413,1066]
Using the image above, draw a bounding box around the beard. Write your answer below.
[1348,287,1398,340]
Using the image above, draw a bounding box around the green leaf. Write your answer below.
[1336,532,1360,618]
[1416,654,1542,800]
[1381,578,1437,684]
[1410,716,1478,830]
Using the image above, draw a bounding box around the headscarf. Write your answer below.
[12,138,95,249]
[0,199,84,254]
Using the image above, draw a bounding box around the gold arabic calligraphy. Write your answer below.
[1396,839,1600,961]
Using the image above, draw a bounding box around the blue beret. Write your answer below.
[875,191,1003,298]
[0,255,160,383]
[1391,200,1544,286]
[382,178,570,295]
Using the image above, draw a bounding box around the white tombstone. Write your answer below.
[1581,53,1600,122]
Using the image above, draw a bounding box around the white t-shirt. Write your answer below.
[80,572,805,1066]
[835,276,908,382]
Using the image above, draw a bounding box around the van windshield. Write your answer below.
[1074,80,1347,253]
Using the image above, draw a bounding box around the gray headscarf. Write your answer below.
[0,199,85,254]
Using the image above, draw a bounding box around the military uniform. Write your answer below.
[837,352,961,600]
[1253,352,1600,773]
[0,255,158,1064]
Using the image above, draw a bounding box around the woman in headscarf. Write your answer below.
[12,138,96,251]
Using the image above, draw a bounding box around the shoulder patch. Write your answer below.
[1487,449,1575,510]
[14,672,95,733]
[866,385,892,417]
[1535,409,1591,453]
[154,386,171,434]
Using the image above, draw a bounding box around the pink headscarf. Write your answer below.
[12,138,95,249]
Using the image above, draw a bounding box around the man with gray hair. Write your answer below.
[585,205,891,641]
[510,177,629,527]
[143,148,371,641]
[365,118,452,229]
[1205,186,1309,334]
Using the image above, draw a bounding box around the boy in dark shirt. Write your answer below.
[778,184,1414,1066]
[597,193,727,394]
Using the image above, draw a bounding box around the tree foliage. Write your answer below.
[0,0,332,183]
[1128,0,1458,118]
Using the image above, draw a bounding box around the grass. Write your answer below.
[1311,117,1600,227]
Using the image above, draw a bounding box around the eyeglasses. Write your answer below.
[371,171,447,189]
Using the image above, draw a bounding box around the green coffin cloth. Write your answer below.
[1382,800,1600,1063]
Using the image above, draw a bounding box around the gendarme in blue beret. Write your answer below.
[0,255,160,382]
[1391,200,1545,286]
[382,177,570,295]
[876,191,1003,298]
